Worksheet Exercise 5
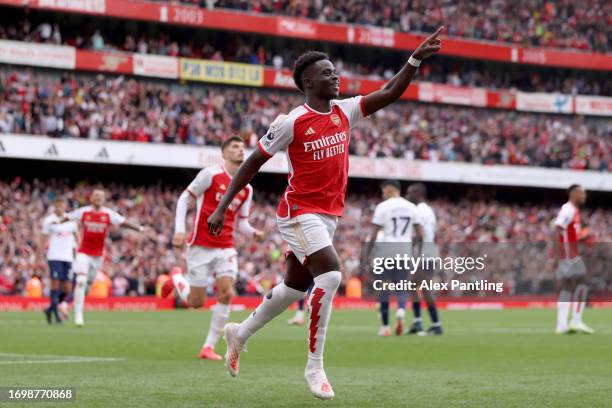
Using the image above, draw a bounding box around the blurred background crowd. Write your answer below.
[1,12,610,96]
[1,178,610,298]
[1,69,610,170]
[196,0,609,52]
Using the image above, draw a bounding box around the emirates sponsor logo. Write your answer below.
[83,220,107,233]
[303,131,347,161]
[277,18,316,37]
[303,131,346,152]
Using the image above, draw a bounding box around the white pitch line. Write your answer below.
[0,353,123,365]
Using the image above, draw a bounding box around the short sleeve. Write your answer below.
[554,204,573,228]
[333,95,366,127]
[412,206,423,225]
[41,217,52,235]
[239,186,253,218]
[257,114,294,157]
[108,209,126,226]
[66,207,85,222]
[371,203,384,226]
[187,168,214,197]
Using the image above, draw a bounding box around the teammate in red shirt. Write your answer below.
[66,188,147,326]
[551,184,593,334]
[208,28,444,399]
[163,137,262,360]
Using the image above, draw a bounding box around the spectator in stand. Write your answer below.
[1,178,610,298]
[1,69,609,170]
[0,16,609,95]
[214,0,611,52]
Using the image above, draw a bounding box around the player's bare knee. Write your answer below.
[190,298,204,308]
[217,287,233,304]
[188,292,205,308]
[307,247,341,276]
[285,254,313,291]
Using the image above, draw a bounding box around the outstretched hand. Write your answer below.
[413,26,444,60]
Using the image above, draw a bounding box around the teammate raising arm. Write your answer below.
[207,28,443,400]
[65,188,149,326]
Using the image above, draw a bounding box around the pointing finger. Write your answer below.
[427,26,444,41]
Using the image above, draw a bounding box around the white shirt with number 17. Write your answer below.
[372,197,421,242]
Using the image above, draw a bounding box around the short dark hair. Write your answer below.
[568,184,581,195]
[293,51,330,92]
[221,136,244,152]
[381,180,401,191]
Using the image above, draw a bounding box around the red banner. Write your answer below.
[4,0,610,70]
[0,296,173,311]
[76,49,132,74]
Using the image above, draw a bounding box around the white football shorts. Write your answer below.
[556,257,587,280]
[73,252,103,283]
[277,213,338,265]
[186,246,238,287]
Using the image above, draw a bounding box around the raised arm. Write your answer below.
[362,26,443,116]
[208,150,270,236]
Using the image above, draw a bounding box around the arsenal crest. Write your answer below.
[331,114,341,127]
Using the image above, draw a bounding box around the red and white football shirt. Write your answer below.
[554,202,581,259]
[187,166,253,248]
[68,206,126,257]
[257,96,366,218]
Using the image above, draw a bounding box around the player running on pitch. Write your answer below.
[41,197,78,324]
[363,180,422,337]
[406,183,442,336]
[65,188,148,326]
[162,137,263,360]
[552,184,593,334]
[208,27,444,399]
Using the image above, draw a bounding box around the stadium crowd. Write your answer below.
[1,178,611,298]
[1,16,610,96]
[212,0,611,52]
[1,69,610,170]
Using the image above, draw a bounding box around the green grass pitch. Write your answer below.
[1,308,611,407]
